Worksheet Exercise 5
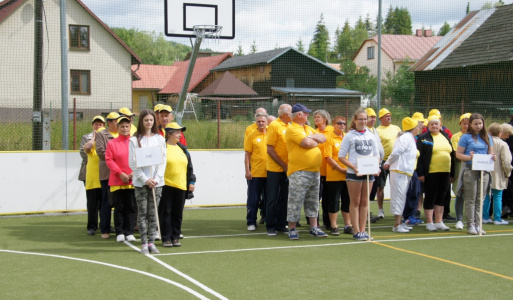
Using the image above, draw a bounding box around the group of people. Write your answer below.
[244,104,513,240]
[79,105,195,254]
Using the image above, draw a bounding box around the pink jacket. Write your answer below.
[105,134,132,187]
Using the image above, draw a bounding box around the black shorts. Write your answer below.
[346,173,375,182]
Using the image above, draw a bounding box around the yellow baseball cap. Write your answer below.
[459,113,471,123]
[91,115,105,123]
[164,122,186,132]
[154,104,164,112]
[117,116,131,124]
[159,105,173,113]
[106,112,120,121]
[429,109,441,117]
[427,114,441,123]
[402,117,418,131]
[118,107,135,116]
[365,108,377,117]
[378,108,391,119]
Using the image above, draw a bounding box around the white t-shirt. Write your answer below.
[338,129,379,174]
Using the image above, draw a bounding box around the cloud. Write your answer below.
[81,0,511,53]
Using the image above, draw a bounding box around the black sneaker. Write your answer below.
[276,227,289,234]
[87,229,95,235]
[369,213,378,223]
[330,227,340,236]
[343,226,354,235]
[443,214,456,221]
[266,228,277,236]
[162,240,173,247]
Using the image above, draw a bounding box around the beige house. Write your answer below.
[353,30,442,78]
[0,0,140,121]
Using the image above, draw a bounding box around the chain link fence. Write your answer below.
[1,0,512,151]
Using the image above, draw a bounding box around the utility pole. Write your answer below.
[33,0,43,150]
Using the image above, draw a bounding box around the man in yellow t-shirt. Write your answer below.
[265,104,291,236]
[376,108,401,219]
[244,107,267,138]
[244,112,268,231]
[285,104,328,240]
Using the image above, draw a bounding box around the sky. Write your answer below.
[82,0,511,53]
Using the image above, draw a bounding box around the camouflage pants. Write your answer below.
[135,186,162,244]
[287,171,320,222]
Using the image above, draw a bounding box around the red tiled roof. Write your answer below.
[358,35,443,61]
[0,0,141,63]
[198,71,258,96]
[159,53,233,94]
[131,64,178,90]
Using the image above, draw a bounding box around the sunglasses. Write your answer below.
[335,121,347,125]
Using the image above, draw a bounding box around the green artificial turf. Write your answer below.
[1,203,513,299]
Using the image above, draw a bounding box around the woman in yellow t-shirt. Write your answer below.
[82,116,105,236]
[313,109,333,228]
[416,115,455,232]
[159,122,196,248]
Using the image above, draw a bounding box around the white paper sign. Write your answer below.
[472,154,494,171]
[135,146,163,168]
[357,156,380,175]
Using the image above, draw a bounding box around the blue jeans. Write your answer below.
[484,189,503,221]
[246,177,266,226]
[266,171,288,230]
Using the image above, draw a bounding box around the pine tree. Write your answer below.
[307,13,330,62]
[466,2,470,14]
[296,38,305,52]
[335,20,353,61]
[438,21,452,36]
[250,40,258,54]
[234,43,244,56]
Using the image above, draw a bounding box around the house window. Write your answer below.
[69,25,89,49]
[70,70,91,94]
[367,46,375,60]
[286,78,295,88]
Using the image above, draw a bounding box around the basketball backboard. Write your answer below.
[164,0,235,39]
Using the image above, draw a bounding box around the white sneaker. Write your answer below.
[247,225,256,231]
[476,226,486,235]
[426,223,437,231]
[455,221,464,230]
[400,223,412,230]
[467,225,477,235]
[434,222,450,231]
[494,220,509,225]
[116,234,125,242]
[482,218,493,224]
[378,209,385,219]
[393,225,409,233]
[126,235,136,242]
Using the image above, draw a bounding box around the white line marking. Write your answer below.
[125,241,228,300]
[155,232,513,256]
[0,249,209,300]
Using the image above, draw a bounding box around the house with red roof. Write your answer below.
[131,64,178,113]
[353,30,442,78]
[0,0,140,121]
[157,53,233,102]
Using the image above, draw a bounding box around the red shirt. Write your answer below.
[105,134,132,186]
[159,126,187,146]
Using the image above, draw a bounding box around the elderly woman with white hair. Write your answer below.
[416,115,455,232]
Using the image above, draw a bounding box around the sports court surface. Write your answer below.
[1,203,513,299]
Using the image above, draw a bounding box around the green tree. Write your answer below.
[308,13,330,62]
[234,43,244,56]
[112,27,190,65]
[381,61,415,106]
[250,40,258,54]
[296,38,305,52]
[335,21,353,61]
[338,60,377,97]
[481,1,505,9]
[466,2,471,14]
[438,21,452,36]
[383,6,412,35]
[365,14,376,37]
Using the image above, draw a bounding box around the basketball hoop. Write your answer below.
[193,25,223,44]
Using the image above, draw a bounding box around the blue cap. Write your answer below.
[291,103,311,113]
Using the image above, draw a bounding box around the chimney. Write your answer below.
[424,29,432,37]
[416,29,423,37]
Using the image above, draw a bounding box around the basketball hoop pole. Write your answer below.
[176,36,203,125]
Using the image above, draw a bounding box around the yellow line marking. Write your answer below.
[374,242,513,281]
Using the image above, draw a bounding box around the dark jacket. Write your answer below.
[416,131,455,178]
[177,142,196,199]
